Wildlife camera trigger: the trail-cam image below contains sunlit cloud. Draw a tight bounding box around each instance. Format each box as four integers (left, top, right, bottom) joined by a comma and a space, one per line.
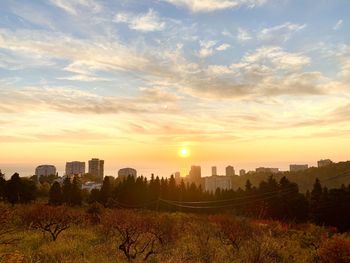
258, 22, 306, 43
114, 9, 166, 32
163, 0, 268, 12
49, 0, 101, 16
237, 27, 252, 42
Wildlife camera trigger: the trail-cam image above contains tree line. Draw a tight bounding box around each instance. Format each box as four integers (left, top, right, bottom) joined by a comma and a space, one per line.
1, 170, 350, 231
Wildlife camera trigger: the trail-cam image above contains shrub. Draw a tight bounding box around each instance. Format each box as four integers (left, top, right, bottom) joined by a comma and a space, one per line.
86, 202, 104, 225
0, 205, 19, 245
318, 236, 350, 263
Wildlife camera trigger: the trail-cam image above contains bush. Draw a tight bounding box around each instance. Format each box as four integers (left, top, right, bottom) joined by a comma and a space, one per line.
0, 205, 19, 245
318, 236, 350, 263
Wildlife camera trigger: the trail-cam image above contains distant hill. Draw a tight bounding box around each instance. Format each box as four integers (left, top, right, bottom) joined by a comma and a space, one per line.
231, 161, 350, 192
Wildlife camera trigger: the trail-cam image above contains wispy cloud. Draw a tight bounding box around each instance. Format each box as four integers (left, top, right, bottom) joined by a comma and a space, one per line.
333, 19, 343, 30
216, 43, 231, 51
237, 28, 252, 42
163, 0, 268, 12
258, 22, 306, 43
114, 9, 165, 32
49, 0, 101, 16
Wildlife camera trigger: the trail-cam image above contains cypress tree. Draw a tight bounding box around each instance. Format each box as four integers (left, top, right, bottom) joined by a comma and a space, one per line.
49, 182, 63, 205
62, 176, 72, 205
71, 176, 82, 206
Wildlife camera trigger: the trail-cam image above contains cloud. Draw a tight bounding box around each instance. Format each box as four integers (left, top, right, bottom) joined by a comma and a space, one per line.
258, 22, 306, 43
237, 28, 252, 42
0, 28, 344, 102
0, 86, 179, 115
114, 9, 165, 32
198, 40, 217, 58
216, 43, 231, 51
242, 46, 310, 71
188, 46, 341, 98
333, 19, 343, 30
49, 0, 101, 15
164, 0, 268, 12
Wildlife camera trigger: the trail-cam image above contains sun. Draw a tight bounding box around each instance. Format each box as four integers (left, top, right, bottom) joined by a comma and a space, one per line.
179, 148, 189, 158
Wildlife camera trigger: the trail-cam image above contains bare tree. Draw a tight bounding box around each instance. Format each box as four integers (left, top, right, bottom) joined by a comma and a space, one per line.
102, 209, 177, 262
210, 214, 254, 252
22, 204, 81, 241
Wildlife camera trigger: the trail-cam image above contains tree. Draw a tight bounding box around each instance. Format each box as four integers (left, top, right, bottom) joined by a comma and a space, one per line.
0, 171, 5, 201
5, 173, 21, 205
210, 215, 254, 253
62, 176, 72, 205
100, 176, 112, 205
70, 176, 82, 206
101, 209, 173, 262
49, 182, 63, 205
22, 204, 81, 241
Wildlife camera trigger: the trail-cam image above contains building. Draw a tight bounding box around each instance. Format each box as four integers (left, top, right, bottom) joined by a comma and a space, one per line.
88, 158, 104, 179
65, 161, 85, 176
212, 166, 217, 176
118, 167, 137, 180
35, 165, 56, 177
239, 169, 246, 176
290, 164, 308, 172
82, 181, 102, 192
189, 165, 201, 180
188, 165, 201, 185
204, 176, 232, 193
226, 165, 235, 176
174, 171, 181, 184
255, 167, 279, 173
317, 159, 333, 168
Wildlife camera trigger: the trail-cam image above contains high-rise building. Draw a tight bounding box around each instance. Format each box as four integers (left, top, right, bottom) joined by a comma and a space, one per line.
189, 165, 201, 179
88, 158, 104, 179
239, 169, 246, 176
317, 159, 332, 168
226, 165, 235, 176
174, 171, 181, 184
255, 167, 279, 173
65, 161, 85, 176
204, 176, 232, 193
35, 165, 56, 177
212, 166, 217, 176
290, 164, 308, 172
118, 167, 137, 180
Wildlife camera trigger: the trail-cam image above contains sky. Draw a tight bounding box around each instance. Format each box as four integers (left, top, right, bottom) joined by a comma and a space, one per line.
0, 0, 349, 178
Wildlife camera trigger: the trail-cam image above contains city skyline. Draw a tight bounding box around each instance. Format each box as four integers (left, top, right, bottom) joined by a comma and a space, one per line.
0, 157, 336, 179
0, 1, 349, 177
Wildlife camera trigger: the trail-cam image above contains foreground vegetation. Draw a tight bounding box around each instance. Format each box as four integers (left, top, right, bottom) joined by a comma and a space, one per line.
0, 203, 350, 263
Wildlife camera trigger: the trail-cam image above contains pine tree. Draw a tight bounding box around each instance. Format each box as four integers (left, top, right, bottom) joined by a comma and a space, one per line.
49, 182, 63, 205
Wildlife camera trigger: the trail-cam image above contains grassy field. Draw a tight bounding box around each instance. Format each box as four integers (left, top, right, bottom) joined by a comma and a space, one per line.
0, 203, 349, 263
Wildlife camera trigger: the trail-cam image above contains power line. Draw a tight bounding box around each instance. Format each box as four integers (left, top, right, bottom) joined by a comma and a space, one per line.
159, 189, 296, 209
161, 186, 299, 205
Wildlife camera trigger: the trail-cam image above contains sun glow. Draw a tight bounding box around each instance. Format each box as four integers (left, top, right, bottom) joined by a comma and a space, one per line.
179, 148, 189, 158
